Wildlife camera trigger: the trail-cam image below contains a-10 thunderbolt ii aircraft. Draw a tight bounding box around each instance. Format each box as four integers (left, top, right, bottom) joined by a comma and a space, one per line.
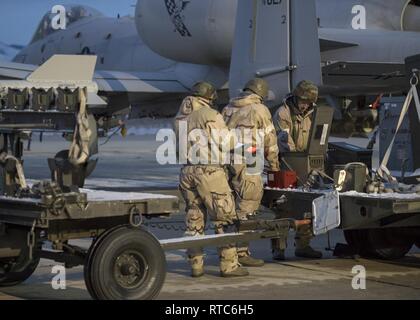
2, 0, 420, 135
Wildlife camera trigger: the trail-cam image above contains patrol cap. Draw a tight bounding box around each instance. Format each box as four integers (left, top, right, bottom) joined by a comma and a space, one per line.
293, 80, 319, 104
191, 81, 217, 101
244, 78, 269, 100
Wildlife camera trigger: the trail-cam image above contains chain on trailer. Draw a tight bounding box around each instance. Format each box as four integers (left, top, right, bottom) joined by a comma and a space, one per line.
143, 220, 237, 233
27, 221, 36, 260
143, 216, 304, 234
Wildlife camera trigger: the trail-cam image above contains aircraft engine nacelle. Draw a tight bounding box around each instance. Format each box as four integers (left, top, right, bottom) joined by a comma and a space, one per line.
135, 0, 237, 66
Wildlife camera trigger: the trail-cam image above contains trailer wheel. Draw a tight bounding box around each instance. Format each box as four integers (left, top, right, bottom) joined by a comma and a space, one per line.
84, 240, 99, 300
345, 229, 413, 260
0, 226, 40, 288
84, 225, 129, 300
0, 254, 40, 287
85, 226, 166, 300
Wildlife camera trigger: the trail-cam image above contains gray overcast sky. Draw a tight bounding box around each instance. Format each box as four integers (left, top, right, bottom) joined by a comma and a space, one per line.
0, 0, 135, 45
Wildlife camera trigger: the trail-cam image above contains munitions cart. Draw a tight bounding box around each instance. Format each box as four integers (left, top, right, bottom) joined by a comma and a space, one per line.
0, 183, 315, 300
262, 187, 420, 260
0, 188, 179, 300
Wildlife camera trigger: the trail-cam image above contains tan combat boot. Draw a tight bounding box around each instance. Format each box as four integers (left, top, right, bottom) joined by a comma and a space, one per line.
191, 266, 204, 278
221, 266, 250, 278
189, 256, 204, 278
238, 255, 265, 267
219, 247, 249, 277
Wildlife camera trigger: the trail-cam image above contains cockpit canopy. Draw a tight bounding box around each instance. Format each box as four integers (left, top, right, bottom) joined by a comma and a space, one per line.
31, 5, 103, 43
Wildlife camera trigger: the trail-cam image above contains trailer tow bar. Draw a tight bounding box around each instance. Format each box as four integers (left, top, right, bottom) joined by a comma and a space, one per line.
160, 218, 311, 252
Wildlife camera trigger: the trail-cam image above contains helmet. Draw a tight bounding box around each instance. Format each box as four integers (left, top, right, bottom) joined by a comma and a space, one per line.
191, 82, 217, 101
244, 78, 269, 100
293, 80, 318, 104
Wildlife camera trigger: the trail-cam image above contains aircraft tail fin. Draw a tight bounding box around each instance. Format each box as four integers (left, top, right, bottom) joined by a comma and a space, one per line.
27, 55, 97, 82
229, 0, 322, 105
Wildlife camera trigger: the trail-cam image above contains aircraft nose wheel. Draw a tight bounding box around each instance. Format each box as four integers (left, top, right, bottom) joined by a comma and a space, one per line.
114, 251, 148, 289
84, 225, 166, 300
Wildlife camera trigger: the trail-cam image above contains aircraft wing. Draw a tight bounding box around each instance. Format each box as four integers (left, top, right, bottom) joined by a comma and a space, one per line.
0, 59, 36, 80
95, 70, 187, 93
322, 61, 406, 95
318, 27, 420, 95
0, 58, 188, 94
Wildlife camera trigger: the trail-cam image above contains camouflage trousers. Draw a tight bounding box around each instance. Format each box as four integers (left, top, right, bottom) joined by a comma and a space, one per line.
271, 223, 313, 251
179, 165, 239, 273
229, 164, 264, 257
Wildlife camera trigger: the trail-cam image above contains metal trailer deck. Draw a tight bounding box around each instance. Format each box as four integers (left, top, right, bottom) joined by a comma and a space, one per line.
0, 189, 179, 228
262, 187, 420, 260
0, 188, 179, 300
263, 188, 420, 229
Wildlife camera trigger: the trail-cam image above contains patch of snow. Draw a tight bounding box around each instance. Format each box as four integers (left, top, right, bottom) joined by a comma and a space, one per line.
342, 190, 420, 200
264, 187, 328, 194
160, 233, 242, 245
84, 178, 178, 189
265, 186, 420, 200
81, 188, 177, 202
124, 118, 173, 136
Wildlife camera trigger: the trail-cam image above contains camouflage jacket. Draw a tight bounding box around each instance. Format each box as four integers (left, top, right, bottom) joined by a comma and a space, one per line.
274, 96, 314, 153
173, 96, 212, 138
222, 93, 280, 171
176, 98, 236, 166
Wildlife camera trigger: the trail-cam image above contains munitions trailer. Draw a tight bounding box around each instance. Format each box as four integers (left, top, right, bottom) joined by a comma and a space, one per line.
0, 188, 179, 300
262, 188, 420, 260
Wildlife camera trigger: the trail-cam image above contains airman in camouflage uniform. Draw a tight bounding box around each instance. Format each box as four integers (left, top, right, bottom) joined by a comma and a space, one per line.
271, 80, 323, 260
222, 78, 280, 267
174, 82, 249, 278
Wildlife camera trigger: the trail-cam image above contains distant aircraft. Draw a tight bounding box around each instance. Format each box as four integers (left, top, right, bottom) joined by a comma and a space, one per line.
2, 0, 420, 135
2, 5, 225, 120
